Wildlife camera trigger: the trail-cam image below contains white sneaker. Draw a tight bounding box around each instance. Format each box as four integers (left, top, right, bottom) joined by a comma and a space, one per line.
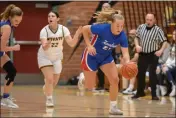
46, 98, 54, 107
160, 85, 167, 96
109, 105, 123, 115
1, 95, 16, 101
132, 90, 137, 95
122, 88, 133, 95
169, 86, 176, 97
1, 97, 19, 108
78, 78, 85, 91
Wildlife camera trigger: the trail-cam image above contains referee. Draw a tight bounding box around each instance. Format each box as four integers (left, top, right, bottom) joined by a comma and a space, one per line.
132, 13, 167, 100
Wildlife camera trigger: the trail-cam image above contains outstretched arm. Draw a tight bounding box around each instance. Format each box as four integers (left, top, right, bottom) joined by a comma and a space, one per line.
65, 26, 82, 47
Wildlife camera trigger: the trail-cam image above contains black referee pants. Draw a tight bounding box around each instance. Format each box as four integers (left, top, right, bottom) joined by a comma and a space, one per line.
136, 52, 159, 97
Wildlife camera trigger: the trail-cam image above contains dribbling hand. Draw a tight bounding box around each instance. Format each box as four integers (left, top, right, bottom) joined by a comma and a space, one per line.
13, 44, 20, 51
87, 45, 96, 56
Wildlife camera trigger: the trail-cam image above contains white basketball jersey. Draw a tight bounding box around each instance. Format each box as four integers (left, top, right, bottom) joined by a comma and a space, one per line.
39, 24, 70, 61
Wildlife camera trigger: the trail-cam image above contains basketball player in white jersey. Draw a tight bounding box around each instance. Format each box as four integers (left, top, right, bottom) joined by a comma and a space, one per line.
37, 11, 82, 107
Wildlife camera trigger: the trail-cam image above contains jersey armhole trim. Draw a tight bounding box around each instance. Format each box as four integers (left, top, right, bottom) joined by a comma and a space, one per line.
62, 26, 65, 40
45, 27, 48, 38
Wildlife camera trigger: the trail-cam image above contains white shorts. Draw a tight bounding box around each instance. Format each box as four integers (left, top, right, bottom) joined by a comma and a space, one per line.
37, 50, 62, 74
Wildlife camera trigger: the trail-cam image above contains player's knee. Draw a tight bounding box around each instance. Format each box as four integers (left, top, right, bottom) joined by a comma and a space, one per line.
109, 76, 119, 86
46, 77, 54, 85
3, 61, 17, 85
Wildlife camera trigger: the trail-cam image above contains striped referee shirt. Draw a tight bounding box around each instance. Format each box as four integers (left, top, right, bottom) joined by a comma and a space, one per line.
136, 24, 166, 53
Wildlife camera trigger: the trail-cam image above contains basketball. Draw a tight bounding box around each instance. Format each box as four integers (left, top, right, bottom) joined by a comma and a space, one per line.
120, 62, 138, 80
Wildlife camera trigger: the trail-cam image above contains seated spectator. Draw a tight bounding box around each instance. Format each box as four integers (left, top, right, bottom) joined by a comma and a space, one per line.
162, 45, 175, 97
156, 39, 172, 96
157, 30, 176, 97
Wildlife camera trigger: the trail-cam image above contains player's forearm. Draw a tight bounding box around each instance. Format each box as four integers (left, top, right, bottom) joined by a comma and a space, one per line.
122, 52, 130, 63
1, 41, 14, 52
82, 25, 92, 47
1, 46, 14, 52
71, 33, 81, 47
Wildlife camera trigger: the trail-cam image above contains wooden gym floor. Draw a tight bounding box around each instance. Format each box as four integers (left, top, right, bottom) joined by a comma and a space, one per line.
1, 85, 175, 117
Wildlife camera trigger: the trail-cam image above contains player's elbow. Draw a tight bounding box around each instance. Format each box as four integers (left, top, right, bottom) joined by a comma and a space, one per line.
68, 42, 75, 48
69, 44, 75, 48
82, 25, 90, 33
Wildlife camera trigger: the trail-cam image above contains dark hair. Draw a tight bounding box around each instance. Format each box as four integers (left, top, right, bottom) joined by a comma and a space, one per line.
0, 4, 23, 20
49, 11, 59, 18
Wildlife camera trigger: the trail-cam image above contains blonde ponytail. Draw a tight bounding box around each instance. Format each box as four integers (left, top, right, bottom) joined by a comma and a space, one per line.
0, 4, 23, 20
93, 8, 123, 24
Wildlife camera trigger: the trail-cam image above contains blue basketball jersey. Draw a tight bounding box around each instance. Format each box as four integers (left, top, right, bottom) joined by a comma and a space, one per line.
0, 20, 11, 27
0, 20, 12, 57
90, 23, 128, 54
81, 23, 128, 71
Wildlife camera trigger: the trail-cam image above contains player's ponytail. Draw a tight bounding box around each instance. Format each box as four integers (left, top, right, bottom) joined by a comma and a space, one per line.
0, 4, 23, 21
93, 8, 123, 24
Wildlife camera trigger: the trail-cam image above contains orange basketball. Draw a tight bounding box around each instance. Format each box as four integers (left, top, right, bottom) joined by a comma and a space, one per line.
120, 62, 138, 80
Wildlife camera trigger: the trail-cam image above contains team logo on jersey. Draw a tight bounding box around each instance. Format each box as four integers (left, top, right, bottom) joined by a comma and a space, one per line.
102, 40, 116, 50
47, 37, 63, 41
47, 37, 64, 47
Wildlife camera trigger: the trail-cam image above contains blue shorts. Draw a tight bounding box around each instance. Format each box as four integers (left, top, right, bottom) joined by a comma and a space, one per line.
81, 49, 114, 71
0, 51, 5, 57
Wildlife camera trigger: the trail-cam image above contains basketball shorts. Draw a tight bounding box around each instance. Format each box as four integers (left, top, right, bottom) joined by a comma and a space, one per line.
37, 50, 62, 74
81, 49, 114, 71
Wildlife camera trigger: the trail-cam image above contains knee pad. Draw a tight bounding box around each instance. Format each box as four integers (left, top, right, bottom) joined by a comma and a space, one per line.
3, 61, 17, 86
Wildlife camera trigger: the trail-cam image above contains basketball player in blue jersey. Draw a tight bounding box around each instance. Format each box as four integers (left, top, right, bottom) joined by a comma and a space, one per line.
0, 4, 23, 108
81, 9, 130, 115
